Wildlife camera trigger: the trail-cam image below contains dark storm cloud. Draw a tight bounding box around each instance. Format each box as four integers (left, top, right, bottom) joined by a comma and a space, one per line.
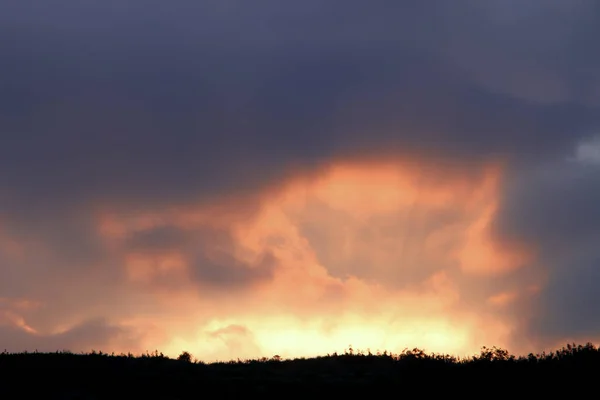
533, 251, 600, 340
493, 158, 600, 345
495, 161, 600, 250
1, 0, 599, 209
1, 0, 600, 350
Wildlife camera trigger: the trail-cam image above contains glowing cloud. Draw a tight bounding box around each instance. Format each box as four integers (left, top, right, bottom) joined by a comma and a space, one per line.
89, 158, 537, 361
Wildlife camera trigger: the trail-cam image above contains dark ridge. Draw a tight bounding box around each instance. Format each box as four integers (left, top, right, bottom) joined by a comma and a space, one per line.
0, 343, 597, 397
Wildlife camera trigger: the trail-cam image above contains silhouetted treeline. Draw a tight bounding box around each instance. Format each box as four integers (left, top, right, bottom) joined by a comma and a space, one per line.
0, 343, 598, 398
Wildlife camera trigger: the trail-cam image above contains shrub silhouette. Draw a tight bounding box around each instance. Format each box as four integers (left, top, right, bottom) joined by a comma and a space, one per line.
0, 342, 598, 396
177, 351, 193, 363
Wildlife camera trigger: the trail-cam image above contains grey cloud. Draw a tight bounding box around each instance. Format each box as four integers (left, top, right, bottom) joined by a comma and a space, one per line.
494, 159, 600, 347
0, 207, 121, 301
124, 226, 192, 253
190, 250, 276, 289
438, 0, 600, 105
495, 162, 600, 250
1, 0, 599, 211
536, 251, 600, 340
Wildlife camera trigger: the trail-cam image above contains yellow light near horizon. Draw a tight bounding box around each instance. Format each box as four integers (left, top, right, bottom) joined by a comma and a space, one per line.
157, 313, 493, 363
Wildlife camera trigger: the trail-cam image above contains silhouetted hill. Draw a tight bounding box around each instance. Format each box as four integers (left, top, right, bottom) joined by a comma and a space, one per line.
0, 343, 597, 398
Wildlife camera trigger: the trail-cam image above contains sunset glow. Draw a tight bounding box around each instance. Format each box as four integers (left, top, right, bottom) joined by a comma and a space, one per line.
70, 159, 533, 361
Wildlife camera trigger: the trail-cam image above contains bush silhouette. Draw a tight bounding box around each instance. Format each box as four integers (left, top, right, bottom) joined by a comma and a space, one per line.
1, 342, 598, 396
177, 351, 193, 363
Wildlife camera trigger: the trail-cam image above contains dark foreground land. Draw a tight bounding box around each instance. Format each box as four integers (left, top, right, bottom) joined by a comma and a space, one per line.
1, 343, 599, 398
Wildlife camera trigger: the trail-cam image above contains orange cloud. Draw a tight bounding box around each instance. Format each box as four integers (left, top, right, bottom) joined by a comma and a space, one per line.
89, 157, 538, 361
0, 297, 40, 335
487, 291, 519, 307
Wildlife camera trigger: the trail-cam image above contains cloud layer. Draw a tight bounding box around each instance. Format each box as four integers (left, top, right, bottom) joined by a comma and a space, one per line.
1, 0, 600, 359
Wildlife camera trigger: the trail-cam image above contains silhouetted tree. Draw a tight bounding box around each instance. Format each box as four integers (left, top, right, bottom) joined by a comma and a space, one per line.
177, 351, 193, 363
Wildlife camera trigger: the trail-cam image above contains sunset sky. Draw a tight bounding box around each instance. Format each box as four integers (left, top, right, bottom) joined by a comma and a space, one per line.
1, 1, 600, 362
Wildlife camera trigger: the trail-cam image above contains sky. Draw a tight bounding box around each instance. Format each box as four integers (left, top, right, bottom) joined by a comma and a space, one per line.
1, 0, 600, 361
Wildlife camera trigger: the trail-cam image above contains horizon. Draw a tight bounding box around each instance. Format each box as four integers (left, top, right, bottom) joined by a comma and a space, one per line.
2, 341, 598, 365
